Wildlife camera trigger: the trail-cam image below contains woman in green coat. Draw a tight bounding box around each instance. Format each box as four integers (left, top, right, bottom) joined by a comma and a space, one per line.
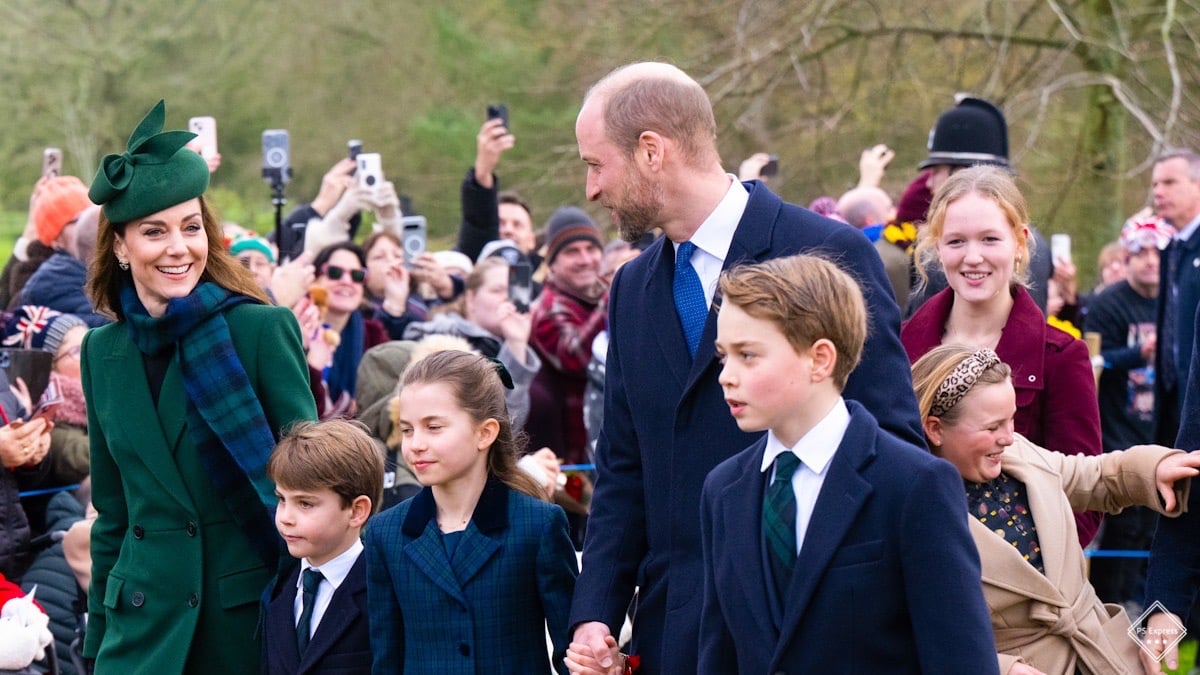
80, 101, 317, 675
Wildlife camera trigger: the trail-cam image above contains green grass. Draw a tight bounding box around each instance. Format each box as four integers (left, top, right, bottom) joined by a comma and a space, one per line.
0, 210, 26, 261
1169, 638, 1197, 674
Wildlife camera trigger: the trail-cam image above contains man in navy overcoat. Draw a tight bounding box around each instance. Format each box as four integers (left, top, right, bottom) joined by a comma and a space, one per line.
566, 62, 927, 675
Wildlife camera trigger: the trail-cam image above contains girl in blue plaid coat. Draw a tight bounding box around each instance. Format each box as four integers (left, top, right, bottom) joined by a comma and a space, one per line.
366, 350, 577, 674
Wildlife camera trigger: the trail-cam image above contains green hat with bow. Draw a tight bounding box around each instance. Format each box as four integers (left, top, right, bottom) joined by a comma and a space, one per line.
89, 100, 210, 224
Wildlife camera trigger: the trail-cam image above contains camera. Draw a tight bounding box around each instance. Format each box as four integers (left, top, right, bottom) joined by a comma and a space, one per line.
357, 153, 383, 189
487, 104, 509, 129
348, 139, 363, 161
400, 215, 427, 267
42, 148, 62, 178
261, 129, 291, 184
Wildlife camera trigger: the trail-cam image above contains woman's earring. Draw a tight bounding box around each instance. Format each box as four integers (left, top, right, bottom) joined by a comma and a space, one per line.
118, 258, 130, 271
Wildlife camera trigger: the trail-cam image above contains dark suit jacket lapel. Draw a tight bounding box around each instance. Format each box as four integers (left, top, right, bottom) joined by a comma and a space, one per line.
299, 554, 368, 672
776, 408, 875, 654
104, 333, 193, 509
266, 566, 302, 673
644, 241, 692, 388
719, 436, 779, 641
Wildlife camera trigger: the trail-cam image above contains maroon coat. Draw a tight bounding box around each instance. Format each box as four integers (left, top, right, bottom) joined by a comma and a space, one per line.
902, 286, 1103, 547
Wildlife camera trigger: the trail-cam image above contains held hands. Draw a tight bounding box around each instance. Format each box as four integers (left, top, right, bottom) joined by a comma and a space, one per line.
1154, 449, 1200, 511
1139, 611, 1185, 674
475, 118, 514, 189
858, 144, 895, 188
565, 622, 623, 675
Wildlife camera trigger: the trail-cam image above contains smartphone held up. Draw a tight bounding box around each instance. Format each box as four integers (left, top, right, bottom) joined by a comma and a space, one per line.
42, 148, 62, 178
188, 116, 218, 159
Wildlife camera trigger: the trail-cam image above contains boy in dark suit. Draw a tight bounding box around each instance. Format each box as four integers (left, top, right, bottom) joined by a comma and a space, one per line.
698, 254, 998, 674
264, 420, 383, 675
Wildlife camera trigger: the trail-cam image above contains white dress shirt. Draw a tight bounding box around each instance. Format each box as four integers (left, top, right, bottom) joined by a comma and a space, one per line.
759, 398, 851, 555
671, 176, 749, 310
294, 538, 363, 639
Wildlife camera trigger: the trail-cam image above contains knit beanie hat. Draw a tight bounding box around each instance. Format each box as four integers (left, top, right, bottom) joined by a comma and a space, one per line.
545, 207, 601, 264
34, 176, 92, 246
3, 306, 86, 354
229, 234, 276, 264
89, 99, 210, 224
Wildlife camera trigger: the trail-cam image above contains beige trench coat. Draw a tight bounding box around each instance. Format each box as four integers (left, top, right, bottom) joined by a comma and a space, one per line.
979, 437, 1188, 675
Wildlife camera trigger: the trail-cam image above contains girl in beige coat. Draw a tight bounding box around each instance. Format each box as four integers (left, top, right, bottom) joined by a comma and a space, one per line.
912, 344, 1200, 675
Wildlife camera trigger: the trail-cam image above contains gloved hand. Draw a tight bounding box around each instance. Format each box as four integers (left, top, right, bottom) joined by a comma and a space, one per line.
304, 186, 372, 255
0, 615, 41, 668
1, 586, 51, 658
371, 180, 403, 232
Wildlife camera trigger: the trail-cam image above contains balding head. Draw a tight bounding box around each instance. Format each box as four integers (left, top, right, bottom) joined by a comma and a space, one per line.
74, 204, 101, 264
836, 187, 894, 230
581, 61, 718, 167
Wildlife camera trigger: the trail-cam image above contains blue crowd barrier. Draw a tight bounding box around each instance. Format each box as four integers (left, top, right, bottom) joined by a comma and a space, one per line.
18, 483, 80, 499
1084, 549, 1150, 559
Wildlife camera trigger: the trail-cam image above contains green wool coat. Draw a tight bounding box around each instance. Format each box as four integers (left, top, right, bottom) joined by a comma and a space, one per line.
80, 303, 317, 675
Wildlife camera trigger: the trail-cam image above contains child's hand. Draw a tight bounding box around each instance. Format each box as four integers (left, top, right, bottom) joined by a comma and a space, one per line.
565, 623, 621, 674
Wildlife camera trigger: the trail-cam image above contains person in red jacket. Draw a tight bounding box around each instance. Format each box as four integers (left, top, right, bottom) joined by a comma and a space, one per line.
526, 207, 607, 466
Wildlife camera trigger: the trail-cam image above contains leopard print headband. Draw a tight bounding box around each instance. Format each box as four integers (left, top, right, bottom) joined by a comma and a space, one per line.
930, 348, 1002, 417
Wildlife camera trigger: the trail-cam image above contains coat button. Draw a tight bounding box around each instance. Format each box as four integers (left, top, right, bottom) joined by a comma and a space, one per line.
132, 525, 144, 539
186, 522, 197, 537
1028, 374, 1036, 383
131, 591, 144, 607
188, 593, 199, 608
458, 642, 470, 657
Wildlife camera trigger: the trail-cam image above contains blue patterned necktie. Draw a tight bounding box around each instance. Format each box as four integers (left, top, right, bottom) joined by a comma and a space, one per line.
296, 568, 323, 654
673, 241, 707, 356
764, 453, 800, 599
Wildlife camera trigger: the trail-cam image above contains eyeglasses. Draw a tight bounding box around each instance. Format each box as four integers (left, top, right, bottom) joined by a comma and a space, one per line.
322, 265, 366, 283
54, 344, 81, 364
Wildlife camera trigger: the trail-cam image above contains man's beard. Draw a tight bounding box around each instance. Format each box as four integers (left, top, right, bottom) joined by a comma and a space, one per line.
613, 174, 665, 243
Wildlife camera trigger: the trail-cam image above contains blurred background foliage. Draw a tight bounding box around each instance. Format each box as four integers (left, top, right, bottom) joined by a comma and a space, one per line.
0, 0, 1197, 281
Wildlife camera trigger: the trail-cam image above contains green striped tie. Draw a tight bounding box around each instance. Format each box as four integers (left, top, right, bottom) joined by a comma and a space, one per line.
764, 453, 800, 598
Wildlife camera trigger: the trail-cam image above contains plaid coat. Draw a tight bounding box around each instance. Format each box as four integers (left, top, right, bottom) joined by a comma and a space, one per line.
366, 480, 576, 674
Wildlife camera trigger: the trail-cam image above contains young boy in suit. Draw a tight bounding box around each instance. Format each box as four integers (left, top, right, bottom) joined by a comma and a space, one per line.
264, 419, 384, 675
699, 254, 999, 674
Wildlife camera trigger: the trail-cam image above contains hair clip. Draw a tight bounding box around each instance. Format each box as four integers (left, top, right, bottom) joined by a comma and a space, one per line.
487, 357, 515, 390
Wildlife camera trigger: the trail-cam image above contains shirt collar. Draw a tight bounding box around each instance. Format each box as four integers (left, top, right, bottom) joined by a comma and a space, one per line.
299, 537, 363, 591
1176, 212, 1200, 242
760, 397, 850, 475
681, 175, 748, 261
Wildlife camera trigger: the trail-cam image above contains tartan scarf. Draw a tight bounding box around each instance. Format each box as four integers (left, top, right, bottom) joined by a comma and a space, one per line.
121, 281, 280, 569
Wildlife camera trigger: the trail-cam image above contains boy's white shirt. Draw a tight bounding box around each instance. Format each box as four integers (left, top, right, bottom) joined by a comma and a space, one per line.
760, 397, 850, 555
295, 537, 364, 637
